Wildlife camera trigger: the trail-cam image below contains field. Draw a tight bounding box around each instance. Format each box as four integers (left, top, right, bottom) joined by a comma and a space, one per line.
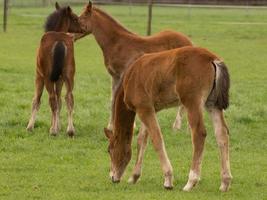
0, 4, 267, 200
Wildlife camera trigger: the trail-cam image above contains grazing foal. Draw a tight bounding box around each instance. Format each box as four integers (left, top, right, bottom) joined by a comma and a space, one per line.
77, 1, 193, 131
26, 3, 83, 136
105, 46, 232, 192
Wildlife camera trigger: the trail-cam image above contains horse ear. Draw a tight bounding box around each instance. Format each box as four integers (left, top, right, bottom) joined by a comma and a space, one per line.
104, 128, 113, 139
66, 6, 72, 14
86, 1, 93, 13
55, 2, 60, 10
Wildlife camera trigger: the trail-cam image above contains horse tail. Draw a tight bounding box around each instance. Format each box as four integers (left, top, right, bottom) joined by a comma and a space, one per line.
50, 41, 66, 82
206, 60, 230, 110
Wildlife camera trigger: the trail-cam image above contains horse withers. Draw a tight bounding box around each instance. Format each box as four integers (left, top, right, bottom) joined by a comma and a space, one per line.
26, 3, 84, 136
104, 46, 232, 192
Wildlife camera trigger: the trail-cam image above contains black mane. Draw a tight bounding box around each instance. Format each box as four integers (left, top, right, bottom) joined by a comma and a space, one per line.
44, 7, 67, 32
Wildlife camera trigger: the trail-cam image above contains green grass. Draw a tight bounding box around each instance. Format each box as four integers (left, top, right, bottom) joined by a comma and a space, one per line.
0, 5, 267, 200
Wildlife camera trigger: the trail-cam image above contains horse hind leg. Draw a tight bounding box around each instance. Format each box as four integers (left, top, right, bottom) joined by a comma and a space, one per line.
128, 123, 149, 184
55, 79, 64, 131
45, 81, 59, 135
65, 77, 75, 137
26, 75, 44, 131
183, 105, 206, 191
209, 108, 232, 192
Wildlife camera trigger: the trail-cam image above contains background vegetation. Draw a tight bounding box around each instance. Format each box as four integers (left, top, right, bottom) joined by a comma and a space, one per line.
0, 4, 266, 200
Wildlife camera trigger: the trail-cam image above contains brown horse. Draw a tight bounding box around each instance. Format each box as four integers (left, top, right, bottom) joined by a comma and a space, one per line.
77, 1, 193, 131
104, 46, 232, 192
26, 3, 83, 136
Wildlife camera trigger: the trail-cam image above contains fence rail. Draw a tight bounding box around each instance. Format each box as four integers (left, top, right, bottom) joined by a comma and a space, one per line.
2, 0, 267, 7
2, 0, 267, 32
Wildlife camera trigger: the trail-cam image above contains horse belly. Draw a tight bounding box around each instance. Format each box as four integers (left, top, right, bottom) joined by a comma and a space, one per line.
154, 84, 180, 111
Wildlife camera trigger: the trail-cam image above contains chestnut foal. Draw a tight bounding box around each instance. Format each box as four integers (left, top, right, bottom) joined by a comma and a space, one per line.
104, 46, 232, 192
77, 1, 193, 131
26, 3, 83, 136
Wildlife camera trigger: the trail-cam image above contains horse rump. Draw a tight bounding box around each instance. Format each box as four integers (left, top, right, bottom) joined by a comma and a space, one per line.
206, 60, 230, 110
50, 41, 66, 82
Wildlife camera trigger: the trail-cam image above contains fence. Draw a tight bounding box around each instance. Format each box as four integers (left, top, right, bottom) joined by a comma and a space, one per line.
2, 0, 267, 7
2, 0, 267, 32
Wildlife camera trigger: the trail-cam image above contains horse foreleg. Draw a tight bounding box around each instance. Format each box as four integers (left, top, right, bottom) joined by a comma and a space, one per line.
137, 107, 173, 189
209, 108, 232, 192
128, 123, 149, 184
173, 105, 185, 131
26, 75, 44, 131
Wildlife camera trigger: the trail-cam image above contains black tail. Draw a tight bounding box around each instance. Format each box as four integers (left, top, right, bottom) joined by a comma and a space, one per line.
206, 60, 230, 110
50, 41, 66, 82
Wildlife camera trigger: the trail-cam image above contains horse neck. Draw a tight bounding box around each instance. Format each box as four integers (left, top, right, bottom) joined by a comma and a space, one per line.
55, 26, 68, 32
92, 9, 135, 51
53, 22, 69, 32
113, 84, 136, 146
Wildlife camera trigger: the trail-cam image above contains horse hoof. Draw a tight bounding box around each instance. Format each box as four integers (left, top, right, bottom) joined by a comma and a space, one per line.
164, 185, 173, 190
50, 128, 58, 136
50, 132, 58, 136
219, 180, 231, 192
111, 176, 120, 183
67, 128, 75, 137
183, 184, 192, 192
183, 180, 198, 192
26, 126, 33, 132
219, 175, 232, 192
67, 130, 75, 137
128, 174, 140, 184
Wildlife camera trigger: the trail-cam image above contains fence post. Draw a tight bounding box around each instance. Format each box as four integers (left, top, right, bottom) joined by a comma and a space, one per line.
147, 0, 153, 36
128, 0, 132, 16
42, 0, 48, 7
3, 0, 9, 32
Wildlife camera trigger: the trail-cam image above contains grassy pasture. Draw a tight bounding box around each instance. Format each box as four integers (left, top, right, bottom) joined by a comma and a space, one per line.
0, 4, 267, 200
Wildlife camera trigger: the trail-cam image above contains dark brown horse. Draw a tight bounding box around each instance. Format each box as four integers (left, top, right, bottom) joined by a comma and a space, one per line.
26, 3, 83, 136
104, 46, 232, 192
77, 1, 193, 131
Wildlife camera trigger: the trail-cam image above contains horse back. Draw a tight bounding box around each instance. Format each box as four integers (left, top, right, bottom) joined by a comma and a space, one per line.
37, 32, 74, 79
123, 47, 219, 111
142, 30, 193, 51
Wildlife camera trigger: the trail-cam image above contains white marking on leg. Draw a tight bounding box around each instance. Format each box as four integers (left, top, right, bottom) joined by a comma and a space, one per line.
210, 109, 232, 192
67, 111, 75, 134
27, 109, 37, 131
183, 170, 200, 191
128, 124, 148, 184
172, 106, 183, 131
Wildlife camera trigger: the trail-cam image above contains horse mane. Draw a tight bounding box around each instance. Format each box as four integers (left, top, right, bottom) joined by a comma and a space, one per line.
93, 7, 135, 35
113, 80, 136, 143
44, 7, 67, 32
